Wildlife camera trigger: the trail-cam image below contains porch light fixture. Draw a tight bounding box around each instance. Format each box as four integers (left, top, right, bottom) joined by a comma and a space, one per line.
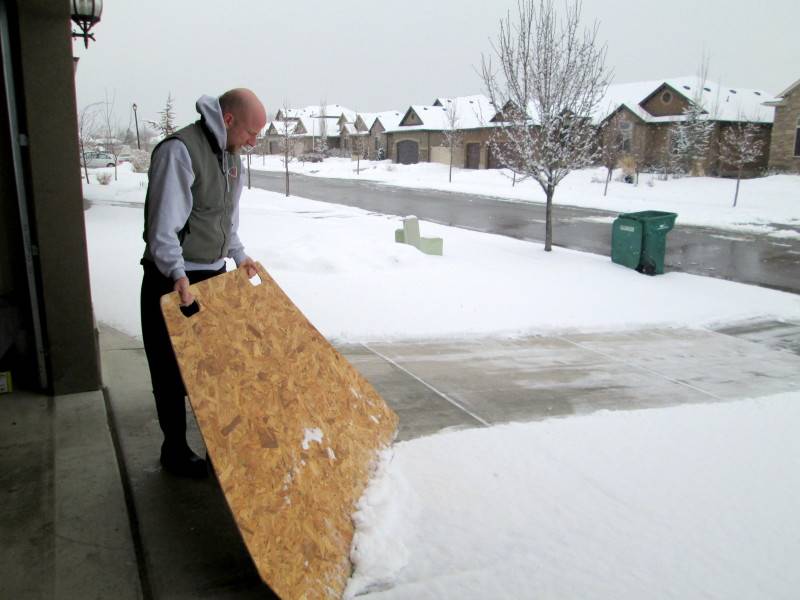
71, 0, 103, 49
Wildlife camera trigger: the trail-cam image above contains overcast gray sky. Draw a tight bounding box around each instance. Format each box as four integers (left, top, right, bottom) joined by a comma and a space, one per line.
74, 0, 799, 130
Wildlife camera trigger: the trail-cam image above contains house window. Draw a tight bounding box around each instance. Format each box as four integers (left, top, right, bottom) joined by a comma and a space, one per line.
795, 116, 800, 157
618, 121, 632, 152
661, 91, 673, 104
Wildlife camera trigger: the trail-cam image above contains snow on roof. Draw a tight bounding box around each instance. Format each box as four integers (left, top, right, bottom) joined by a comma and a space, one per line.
355, 110, 401, 131
434, 94, 497, 128
341, 123, 359, 135
595, 76, 776, 124
371, 110, 404, 132
281, 104, 356, 122
296, 115, 340, 138
392, 95, 498, 132
267, 120, 299, 135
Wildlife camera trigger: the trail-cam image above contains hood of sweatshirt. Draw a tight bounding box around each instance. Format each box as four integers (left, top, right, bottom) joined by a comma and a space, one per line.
195, 95, 227, 152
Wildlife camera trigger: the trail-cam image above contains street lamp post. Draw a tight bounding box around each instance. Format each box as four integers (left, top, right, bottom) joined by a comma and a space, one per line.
132, 103, 141, 150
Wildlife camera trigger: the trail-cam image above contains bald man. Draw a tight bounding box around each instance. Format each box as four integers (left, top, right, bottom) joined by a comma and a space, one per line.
140, 89, 267, 478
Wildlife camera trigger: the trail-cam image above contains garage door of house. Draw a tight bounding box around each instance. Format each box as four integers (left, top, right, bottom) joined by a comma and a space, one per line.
466, 143, 481, 169
396, 140, 419, 165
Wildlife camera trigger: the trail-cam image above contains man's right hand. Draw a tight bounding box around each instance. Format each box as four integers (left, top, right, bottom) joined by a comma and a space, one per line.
174, 277, 193, 306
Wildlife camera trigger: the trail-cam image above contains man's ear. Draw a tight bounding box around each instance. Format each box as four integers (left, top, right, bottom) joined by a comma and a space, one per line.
223, 112, 234, 129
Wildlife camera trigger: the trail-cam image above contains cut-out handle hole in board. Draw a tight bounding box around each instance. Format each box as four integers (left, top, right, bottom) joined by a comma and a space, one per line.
180, 300, 201, 318
249, 274, 262, 286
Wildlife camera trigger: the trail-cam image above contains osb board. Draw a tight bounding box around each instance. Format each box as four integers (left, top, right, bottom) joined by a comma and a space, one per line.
161, 263, 398, 599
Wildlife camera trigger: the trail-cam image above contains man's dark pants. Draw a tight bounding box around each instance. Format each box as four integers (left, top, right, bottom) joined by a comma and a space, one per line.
140, 259, 225, 453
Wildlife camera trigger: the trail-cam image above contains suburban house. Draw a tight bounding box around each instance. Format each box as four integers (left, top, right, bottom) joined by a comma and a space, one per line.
596, 77, 775, 176
267, 104, 355, 155
264, 120, 304, 156
763, 79, 800, 173
363, 111, 403, 159
385, 94, 497, 167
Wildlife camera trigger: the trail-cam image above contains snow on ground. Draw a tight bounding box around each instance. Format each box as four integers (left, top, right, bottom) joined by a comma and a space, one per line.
83, 167, 800, 599
346, 391, 800, 599
250, 155, 800, 235
82, 165, 800, 342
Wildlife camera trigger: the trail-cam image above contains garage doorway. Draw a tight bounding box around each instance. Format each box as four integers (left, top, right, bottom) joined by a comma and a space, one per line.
396, 140, 419, 165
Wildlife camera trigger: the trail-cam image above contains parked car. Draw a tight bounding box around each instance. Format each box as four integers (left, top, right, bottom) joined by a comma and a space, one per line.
80, 151, 117, 168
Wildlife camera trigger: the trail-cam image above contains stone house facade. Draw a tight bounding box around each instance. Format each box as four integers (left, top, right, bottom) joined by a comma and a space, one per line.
597, 77, 775, 177
368, 111, 404, 160
764, 79, 800, 173
385, 95, 499, 168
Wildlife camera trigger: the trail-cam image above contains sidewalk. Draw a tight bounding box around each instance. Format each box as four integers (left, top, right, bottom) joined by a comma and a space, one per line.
3, 320, 800, 598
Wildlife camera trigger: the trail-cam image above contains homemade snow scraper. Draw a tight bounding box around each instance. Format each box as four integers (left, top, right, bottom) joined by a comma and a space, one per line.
161, 263, 398, 599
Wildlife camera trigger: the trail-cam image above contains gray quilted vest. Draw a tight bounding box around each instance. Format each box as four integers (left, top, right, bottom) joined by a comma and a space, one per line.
143, 120, 241, 265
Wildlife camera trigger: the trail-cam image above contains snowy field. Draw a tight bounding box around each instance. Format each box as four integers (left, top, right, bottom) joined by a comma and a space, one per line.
250, 155, 800, 236
83, 166, 800, 599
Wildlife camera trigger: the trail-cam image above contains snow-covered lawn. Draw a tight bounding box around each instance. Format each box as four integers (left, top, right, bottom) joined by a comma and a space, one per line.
250, 155, 800, 235
83, 166, 800, 599
347, 391, 800, 599
84, 165, 800, 341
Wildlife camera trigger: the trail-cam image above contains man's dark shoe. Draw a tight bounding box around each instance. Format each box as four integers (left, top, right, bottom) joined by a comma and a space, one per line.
160, 445, 208, 479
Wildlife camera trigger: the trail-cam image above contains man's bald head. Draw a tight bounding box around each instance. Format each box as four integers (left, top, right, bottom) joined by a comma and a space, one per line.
219, 88, 267, 152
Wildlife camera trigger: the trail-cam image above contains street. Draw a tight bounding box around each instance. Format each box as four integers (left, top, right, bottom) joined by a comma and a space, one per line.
250, 170, 800, 294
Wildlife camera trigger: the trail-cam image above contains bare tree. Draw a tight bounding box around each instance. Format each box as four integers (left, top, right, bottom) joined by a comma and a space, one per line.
278, 102, 296, 197
77, 101, 102, 184
674, 55, 715, 176
598, 121, 623, 196
100, 90, 124, 181
352, 132, 371, 175
316, 99, 328, 155
442, 102, 464, 183
719, 120, 764, 207
482, 0, 609, 251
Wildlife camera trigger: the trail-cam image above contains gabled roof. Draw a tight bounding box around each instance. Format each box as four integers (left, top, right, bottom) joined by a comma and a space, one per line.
295, 116, 340, 138
396, 105, 449, 131
595, 76, 776, 124
267, 120, 299, 136
775, 78, 800, 99
393, 95, 498, 132
278, 104, 356, 122
431, 94, 497, 128
355, 111, 401, 131
371, 110, 404, 133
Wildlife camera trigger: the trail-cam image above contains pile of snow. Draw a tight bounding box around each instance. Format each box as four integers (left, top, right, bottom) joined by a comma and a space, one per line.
82, 167, 800, 341
346, 391, 800, 598
249, 156, 800, 234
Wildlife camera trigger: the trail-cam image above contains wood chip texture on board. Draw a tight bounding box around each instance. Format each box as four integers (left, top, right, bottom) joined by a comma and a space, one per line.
161, 264, 398, 599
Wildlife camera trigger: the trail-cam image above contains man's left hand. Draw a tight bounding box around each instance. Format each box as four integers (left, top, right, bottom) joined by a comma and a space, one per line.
239, 256, 258, 278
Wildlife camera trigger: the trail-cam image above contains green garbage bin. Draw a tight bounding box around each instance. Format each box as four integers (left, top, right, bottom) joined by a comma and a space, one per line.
611, 211, 677, 275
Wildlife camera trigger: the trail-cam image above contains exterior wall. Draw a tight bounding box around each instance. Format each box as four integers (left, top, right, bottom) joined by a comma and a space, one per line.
368, 121, 387, 159
599, 108, 647, 169
401, 109, 423, 126
428, 128, 496, 169
1, 0, 101, 392
386, 130, 436, 163
716, 122, 772, 177
640, 85, 691, 117
768, 86, 800, 173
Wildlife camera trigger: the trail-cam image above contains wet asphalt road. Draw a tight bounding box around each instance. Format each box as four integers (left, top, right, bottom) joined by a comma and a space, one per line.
250, 170, 800, 295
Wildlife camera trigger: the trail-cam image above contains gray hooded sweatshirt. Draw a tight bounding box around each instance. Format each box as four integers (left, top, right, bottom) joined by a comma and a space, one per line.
143, 95, 247, 281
